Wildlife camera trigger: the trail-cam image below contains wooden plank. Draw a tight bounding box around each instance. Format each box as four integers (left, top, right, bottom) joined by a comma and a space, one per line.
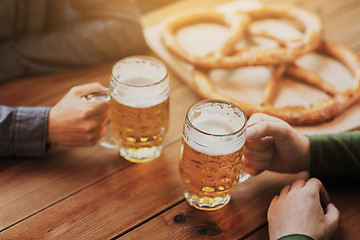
0, 77, 198, 232
0, 141, 185, 238
0, 144, 307, 239
328, 181, 360, 240
245, 225, 269, 240
120, 172, 307, 239
0, 145, 129, 231
323, 4, 360, 47
1, 0, 359, 239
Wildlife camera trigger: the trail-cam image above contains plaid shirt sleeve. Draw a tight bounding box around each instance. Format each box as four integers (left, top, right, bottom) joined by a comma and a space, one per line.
0, 105, 50, 157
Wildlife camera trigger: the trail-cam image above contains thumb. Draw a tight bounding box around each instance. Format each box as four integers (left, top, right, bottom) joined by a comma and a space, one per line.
325, 203, 340, 229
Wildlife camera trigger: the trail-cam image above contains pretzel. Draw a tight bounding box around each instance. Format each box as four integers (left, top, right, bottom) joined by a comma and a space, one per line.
161, 9, 251, 62
192, 41, 360, 125
161, 5, 322, 68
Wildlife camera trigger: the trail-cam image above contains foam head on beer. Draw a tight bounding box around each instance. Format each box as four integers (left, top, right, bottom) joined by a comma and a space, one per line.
110, 56, 169, 108
184, 101, 246, 156
179, 100, 248, 211
109, 56, 170, 162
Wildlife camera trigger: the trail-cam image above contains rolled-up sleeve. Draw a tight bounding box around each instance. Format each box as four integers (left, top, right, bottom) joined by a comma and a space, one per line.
0, 105, 50, 157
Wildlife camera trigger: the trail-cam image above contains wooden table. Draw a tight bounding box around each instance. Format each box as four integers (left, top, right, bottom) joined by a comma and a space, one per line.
0, 0, 359, 239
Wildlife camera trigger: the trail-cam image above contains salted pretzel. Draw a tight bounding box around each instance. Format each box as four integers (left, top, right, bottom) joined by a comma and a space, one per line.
161, 9, 251, 60
161, 5, 322, 68
192, 41, 360, 125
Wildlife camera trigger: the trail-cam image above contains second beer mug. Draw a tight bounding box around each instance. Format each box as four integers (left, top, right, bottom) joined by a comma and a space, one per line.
179, 100, 249, 211
100, 56, 170, 163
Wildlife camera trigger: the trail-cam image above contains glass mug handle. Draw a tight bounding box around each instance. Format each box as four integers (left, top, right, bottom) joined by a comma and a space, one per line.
83, 90, 117, 149
239, 170, 251, 183
239, 149, 250, 183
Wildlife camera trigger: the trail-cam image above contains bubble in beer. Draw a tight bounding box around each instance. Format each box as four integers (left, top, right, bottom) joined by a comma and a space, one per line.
109, 56, 170, 162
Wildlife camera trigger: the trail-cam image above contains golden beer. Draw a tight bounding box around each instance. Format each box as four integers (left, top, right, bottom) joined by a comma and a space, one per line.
179, 139, 243, 209
109, 56, 170, 162
110, 97, 169, 162
179, 100, 247, 210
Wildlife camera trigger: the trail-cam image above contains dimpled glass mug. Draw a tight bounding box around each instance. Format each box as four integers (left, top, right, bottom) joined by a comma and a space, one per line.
179, 100, 250, 211
97, 56, 170, 163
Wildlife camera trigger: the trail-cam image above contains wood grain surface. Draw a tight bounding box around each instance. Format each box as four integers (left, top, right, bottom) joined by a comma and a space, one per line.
0, 0, 359, 239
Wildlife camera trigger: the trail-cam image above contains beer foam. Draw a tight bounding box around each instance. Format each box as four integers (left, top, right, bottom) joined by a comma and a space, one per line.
123, 77, 158, 86
110, 56, 169, 108
111, 84, 169, 108
193, 118, 237, 135
184, 101, 246, 156
184, 119, 245, 156
184, 132, 244, 156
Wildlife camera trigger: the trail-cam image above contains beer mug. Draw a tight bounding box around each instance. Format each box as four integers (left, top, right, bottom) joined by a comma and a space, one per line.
96, 56, 170, 163
179, 100, 249, 211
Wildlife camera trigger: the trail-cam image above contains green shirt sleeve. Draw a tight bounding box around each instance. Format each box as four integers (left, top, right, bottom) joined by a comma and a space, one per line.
308, 131, 360, 178
278, 234, 314, 240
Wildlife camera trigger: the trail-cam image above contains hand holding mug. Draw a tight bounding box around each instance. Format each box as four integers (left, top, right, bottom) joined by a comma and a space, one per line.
243, 113, 311, 175
48, 83, 109, 146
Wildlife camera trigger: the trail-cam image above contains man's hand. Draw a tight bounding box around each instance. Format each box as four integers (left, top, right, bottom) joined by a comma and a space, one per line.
48, 83, 109, 146
268, 178, 340, 240
243, 113, 311, 175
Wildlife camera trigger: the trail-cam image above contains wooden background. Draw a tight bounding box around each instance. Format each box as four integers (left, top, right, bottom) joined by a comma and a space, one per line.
0, 0, 359, 239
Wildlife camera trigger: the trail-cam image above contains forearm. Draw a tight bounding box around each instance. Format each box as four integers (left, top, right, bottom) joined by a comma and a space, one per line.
0, 105, 50, 157
308, 131, 360, 179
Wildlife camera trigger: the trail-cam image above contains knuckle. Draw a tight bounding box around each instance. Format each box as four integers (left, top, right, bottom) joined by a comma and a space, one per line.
242, 163, 263, 175
264, 121, 277, 132
70, 85, 82, 94
307, 177, 322, 185
250, 169, 263, 175
258, 121, 271, 133
249, 113, 266, 121
88, 82, 105, 92
305, 178, 323, 194
94, 102, 109, 112
79, 109, 91, 119
80, 107, 99, 119
243, 147, 252, 158
83, 133, 98, 145
89, 82, 102, 88
293, 178, 306, 186
83, 122, 98, 133
243, 148, 258, 160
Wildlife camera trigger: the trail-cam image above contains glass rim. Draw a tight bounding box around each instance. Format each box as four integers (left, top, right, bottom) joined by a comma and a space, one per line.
185, 99, 247, 137
111, 55, 169, 88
